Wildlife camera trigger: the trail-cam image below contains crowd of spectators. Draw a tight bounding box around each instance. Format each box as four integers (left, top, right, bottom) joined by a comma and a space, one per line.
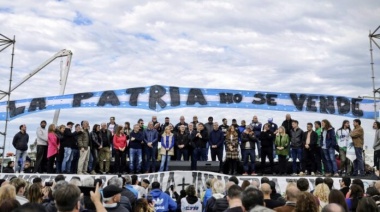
0, 174, 379, 212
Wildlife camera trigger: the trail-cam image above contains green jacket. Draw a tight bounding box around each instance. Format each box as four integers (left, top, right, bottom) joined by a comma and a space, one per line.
275, 134, 289, 156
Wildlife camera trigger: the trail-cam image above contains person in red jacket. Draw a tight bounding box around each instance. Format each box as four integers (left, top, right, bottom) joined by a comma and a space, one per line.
113, 126, 127, 174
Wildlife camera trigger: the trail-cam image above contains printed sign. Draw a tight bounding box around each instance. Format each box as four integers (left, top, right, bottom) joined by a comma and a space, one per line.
0, 171, 375, 195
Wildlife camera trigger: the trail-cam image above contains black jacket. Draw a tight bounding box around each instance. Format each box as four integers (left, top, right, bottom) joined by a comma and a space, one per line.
241, 131, 257, 150
12, 131, 29, 151
192, 130, 209, 148
260, 131, 274, 148
213, 197, 229, 212
290, 128, 304, 148
175, 131, 189, 147
62, 128, 81, 148
302, 131, 318, 149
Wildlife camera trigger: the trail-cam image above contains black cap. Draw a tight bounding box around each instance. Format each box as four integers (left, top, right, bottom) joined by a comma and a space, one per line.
67, 121, 74, 126
41, 120, 47, 124
165, 117, 169, 119
208, 117, 213, 120
103, 185, 123, 198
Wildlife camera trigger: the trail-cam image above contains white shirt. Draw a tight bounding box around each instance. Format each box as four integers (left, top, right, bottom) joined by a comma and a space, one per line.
336, 128, 351, 147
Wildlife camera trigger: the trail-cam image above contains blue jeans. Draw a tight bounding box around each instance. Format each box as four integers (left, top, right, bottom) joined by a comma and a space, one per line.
15, 150, 27, 173
145, 146, 157, 172
191, 148, 207, 170
242, 149, 256, 172
159, 155, 171, 171
129, 148, 142, 173
354, 147, 364, 175
61, 147, 72, 173
291, 148, 303, 173
322, 147, 338, 174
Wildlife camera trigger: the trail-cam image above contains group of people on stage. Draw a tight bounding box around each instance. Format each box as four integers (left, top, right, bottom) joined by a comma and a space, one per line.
9, 113, 375, 177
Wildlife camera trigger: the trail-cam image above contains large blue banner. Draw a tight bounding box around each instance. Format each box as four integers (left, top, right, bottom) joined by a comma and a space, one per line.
0, 85, 375, 121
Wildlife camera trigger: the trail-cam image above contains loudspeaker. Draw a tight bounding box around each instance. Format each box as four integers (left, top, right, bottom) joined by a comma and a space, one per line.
169, 161, 191, 171
197, 161, 220, 172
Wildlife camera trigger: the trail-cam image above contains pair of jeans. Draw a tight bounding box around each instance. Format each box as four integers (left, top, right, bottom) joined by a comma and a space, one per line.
322, 147, 338, 174
145, 146, 157, 172
159, 154, 171, 171
15, 150, 28, 173
242, 149, 255, 173
211, 147, 224, 172
176, 148, 189, 161
291, 148, 303, 173
115, 149, 126, 173
90, 148, 99, 173
354, 147, 364, 175
129, 148, 142, 173
191, 148, 206, 170
61, 147, 72, 173
34, 145, 48, 173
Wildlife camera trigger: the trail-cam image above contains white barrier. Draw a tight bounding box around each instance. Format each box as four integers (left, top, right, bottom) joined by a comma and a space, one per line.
0, 171, 377, 195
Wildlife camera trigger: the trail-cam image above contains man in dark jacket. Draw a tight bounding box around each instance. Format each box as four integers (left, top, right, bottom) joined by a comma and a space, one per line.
99, 123, 112, 174
175, 125, 189, 161
61, 121, 81, 174
3, 161, 15, 173
281, 114, 293, 138
13, 124, 29, 173
290, 120, 304, 176
130, 124, 144, 174
209, 122, 224, 173
191, 123, 209, 170
144, 122, 159, 173
301, 123, 317, 176
241, 125, 257, 175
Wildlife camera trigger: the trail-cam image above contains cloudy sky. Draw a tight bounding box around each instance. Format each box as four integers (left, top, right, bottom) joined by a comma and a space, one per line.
0, 1, 380, 155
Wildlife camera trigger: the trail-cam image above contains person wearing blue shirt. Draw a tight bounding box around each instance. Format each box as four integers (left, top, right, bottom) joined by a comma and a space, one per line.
159, 126, 175, 172
144, 122, 159, 173
150, 181, 177, 212
124, 175, 138, 198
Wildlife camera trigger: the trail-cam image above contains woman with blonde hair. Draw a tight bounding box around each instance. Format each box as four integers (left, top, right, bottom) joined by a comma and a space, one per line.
205, 180, 225, 212
0, 184, 16, 202
313, 183, 329, 209
159, 126, 175, 172
275, 126, 289, 175
225, 126, 239, 175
